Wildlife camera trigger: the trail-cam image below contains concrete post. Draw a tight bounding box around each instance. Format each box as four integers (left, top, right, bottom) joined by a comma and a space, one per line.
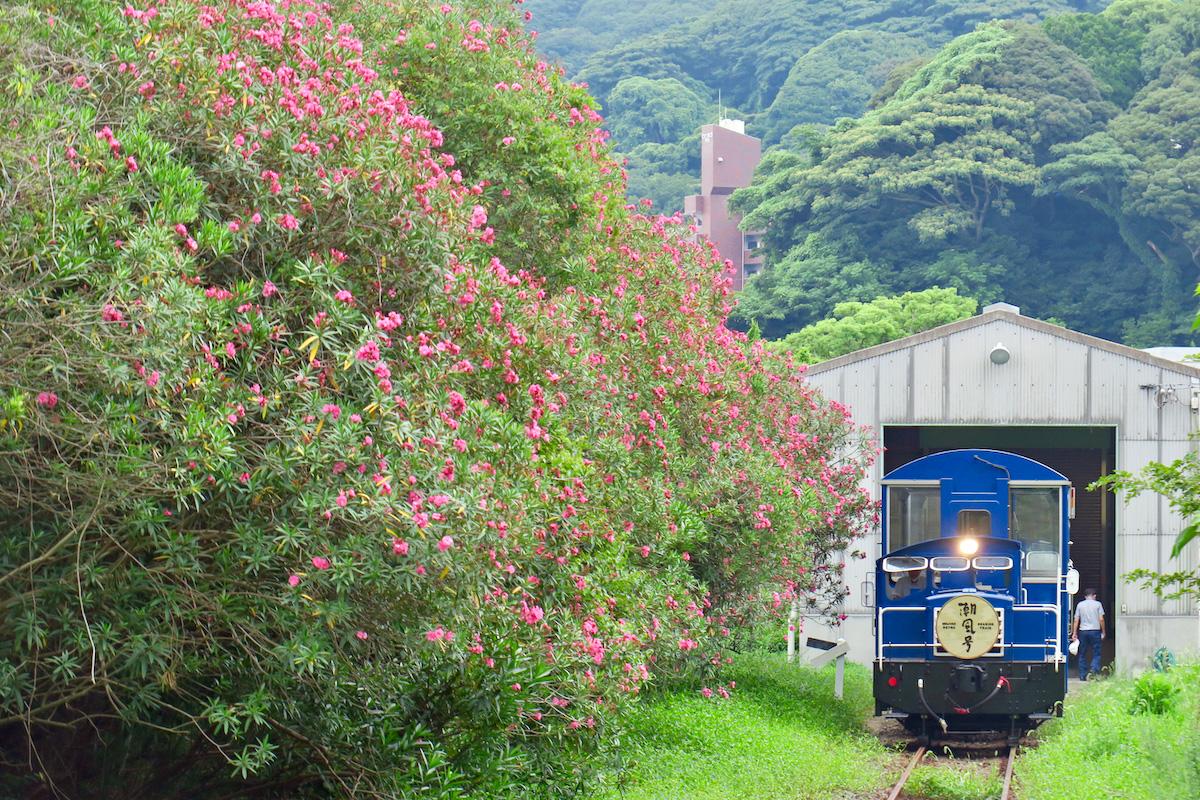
787, 601, 798, 663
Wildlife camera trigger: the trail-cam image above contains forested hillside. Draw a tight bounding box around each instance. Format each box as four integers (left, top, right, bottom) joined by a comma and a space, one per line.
733, 0, 1200, 345
526, 0, 1107, 210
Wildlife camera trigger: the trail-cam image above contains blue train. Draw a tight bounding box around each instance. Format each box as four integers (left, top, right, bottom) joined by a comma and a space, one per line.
873, 449, 1078, 743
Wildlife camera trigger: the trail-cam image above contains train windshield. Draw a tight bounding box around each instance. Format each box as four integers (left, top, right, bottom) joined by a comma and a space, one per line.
1009, 487, 1061, 578
887, 486, 940, 551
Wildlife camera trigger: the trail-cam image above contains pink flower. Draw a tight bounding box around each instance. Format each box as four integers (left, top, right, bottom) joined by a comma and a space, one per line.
356, 630, 369, 640
501, 136, 515, 146
335, 490, 349, 508
700, 687, 713, 698
678, 638, 698, 651
311, 556, 331, 570
278, 213, 299, 231
174, 223, 188, 238
71, 74, 89, 89
469, 205, 487, 230
356, 341, 381, 362
426, 627, 448, 641
101, 304, 124, 323
334, 289, 354, 304
287, 574, 301, 587
392, 538, 409, 555
438, 535, 454, 552
36, 391, 58, 409
447, 390, 466, 416
125, 156, 138, 172
262, 280, 277, 298
145, 370, 160, 388
322, 403, 341, 420
521, 604, 544, 625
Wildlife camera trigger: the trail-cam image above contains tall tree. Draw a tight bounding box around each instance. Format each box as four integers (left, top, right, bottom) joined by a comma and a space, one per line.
770, 288, 978, 362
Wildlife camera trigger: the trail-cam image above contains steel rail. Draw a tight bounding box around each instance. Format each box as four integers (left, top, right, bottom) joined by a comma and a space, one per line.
885, 743, 1016, 800
1000, 744, 1017, 800
885, 745, 926, 800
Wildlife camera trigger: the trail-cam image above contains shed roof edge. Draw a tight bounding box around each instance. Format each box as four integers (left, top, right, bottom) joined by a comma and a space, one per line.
802, 311, 1200, 377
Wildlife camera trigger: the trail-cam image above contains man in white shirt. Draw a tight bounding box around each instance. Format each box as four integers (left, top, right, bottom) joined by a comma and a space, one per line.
1070, 588, 1106, 681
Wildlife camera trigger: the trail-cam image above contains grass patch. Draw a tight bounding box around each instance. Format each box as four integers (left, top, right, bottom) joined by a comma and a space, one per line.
1016, 663, 1200, 800
906, 752, 1004, 800
591, 653, 888, 800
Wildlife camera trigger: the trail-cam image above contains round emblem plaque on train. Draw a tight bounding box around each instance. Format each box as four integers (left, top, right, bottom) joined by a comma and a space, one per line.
935, 595, 1000, 659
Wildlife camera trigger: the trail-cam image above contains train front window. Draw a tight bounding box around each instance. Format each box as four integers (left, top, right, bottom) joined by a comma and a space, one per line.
1009, 487, 1061, 578
883, 557, 927, 600
974, 556, 1013, 591
888, 486, 940, 551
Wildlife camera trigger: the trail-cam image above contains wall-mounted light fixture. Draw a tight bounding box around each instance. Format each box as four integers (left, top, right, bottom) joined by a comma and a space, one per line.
989, 343, 1010, 365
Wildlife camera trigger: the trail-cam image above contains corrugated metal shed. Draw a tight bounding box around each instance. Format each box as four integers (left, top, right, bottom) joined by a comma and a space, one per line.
802, 305, 1200, 672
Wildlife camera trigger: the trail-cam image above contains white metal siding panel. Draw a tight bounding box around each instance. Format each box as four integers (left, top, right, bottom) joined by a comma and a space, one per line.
1092, 355, 1157, 433
840, 361, 878, 429
1159, 394, 1195, 442
911, 339, 945, 421
1157, 439, 1195, 616
879, 350, 912, 421
806, 372, 842, 408
945, 325, 990, 420
1118, 439, 1164, 615
1120, 361, 1162, 440
1016, 324, 1088, 422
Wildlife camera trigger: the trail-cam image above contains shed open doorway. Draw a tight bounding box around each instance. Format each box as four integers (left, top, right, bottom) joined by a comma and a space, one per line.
883, 425, 1118, 670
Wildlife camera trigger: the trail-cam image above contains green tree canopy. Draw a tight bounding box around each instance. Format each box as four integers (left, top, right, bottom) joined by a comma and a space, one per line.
605, 76, 711, 144
770, 288, 978, 362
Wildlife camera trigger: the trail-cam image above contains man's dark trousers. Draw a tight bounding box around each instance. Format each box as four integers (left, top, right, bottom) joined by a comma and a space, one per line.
1078, 630, 1102, 680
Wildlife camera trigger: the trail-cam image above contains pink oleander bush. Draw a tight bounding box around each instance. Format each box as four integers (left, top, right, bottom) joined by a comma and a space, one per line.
0, 0, 873, 796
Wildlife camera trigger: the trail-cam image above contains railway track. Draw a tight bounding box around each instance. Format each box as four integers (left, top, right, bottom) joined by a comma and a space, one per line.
884, 741, 1017, 800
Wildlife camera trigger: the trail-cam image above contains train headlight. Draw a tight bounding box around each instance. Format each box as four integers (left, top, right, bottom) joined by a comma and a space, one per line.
958, 537, 980, 556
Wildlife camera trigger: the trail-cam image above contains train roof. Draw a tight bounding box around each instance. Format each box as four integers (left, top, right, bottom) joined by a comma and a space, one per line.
881, 449, 1069, 484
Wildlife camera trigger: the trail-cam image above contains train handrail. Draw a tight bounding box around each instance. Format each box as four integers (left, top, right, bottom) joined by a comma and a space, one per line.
877, 603, 1064, 663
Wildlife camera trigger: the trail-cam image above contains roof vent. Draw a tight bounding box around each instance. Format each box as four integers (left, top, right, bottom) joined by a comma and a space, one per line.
982, 302, 1020, 315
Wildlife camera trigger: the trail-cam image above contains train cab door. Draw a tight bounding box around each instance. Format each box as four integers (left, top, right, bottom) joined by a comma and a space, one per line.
940, 475, 1009, 541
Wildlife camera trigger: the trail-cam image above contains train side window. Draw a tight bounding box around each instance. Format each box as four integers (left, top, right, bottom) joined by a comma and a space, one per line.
888, 486, 940, 551
1009, 487, 1060, 578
